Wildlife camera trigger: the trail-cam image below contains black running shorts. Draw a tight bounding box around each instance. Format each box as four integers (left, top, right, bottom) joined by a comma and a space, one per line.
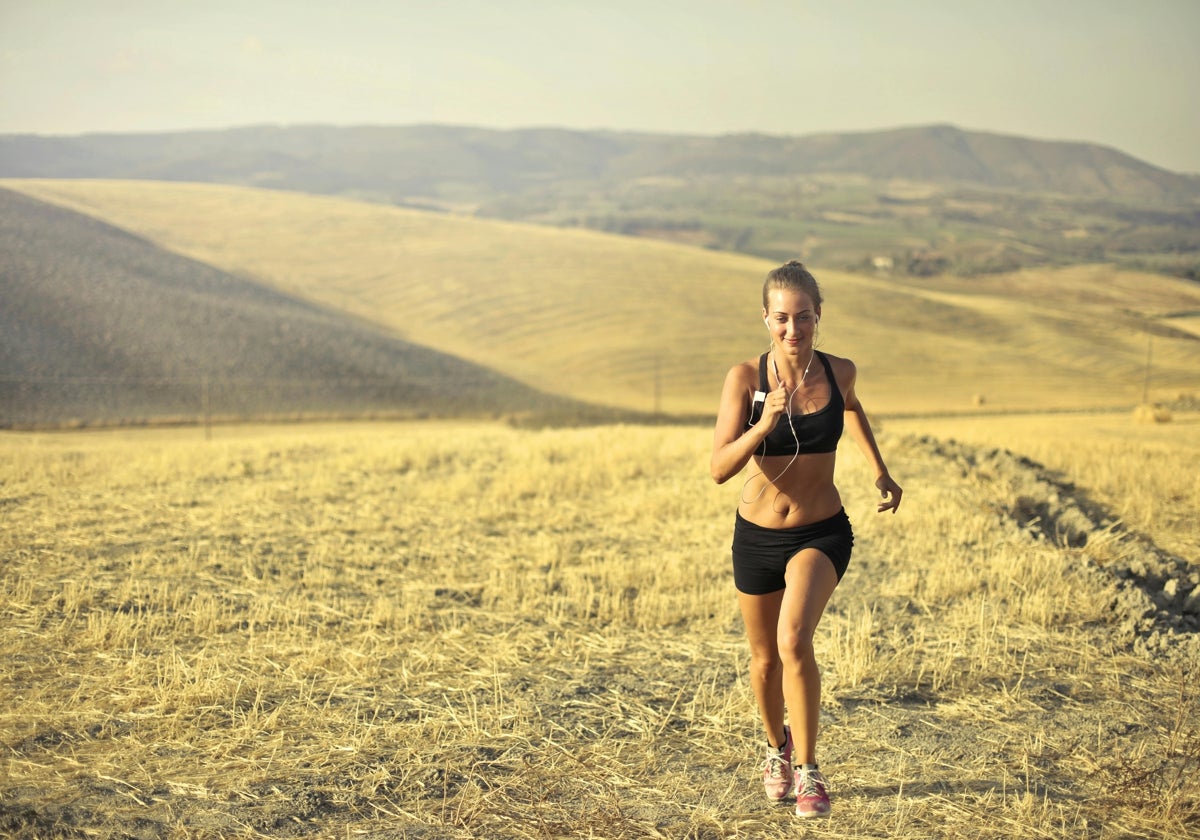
731, 508, 854, 595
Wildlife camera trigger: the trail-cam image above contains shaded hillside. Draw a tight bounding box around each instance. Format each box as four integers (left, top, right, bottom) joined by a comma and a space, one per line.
3, 124, 1197, 279
2, 179, 777, 416
0, 188, 596, 428
9, 180, 1200, 417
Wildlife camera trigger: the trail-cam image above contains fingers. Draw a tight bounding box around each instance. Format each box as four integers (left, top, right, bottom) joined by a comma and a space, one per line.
763, 385, 790, 419
772, 384, 790, 412
876, 479, 903, 514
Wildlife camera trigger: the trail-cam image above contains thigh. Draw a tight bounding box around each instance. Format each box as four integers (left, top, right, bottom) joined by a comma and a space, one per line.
738, 588, 786, 659
780, 549, 841, 640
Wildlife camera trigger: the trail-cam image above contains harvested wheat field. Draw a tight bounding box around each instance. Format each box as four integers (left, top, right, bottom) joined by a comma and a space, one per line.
1, 416, 1197, 839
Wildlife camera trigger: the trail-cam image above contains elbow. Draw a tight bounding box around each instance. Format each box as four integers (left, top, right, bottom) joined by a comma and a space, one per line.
710, 462, 729, 485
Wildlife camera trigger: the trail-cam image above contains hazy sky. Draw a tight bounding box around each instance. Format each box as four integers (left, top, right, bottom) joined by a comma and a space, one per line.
2, 0, 1198, 172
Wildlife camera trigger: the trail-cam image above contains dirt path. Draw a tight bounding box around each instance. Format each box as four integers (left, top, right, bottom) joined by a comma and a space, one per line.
899, 434, 1200, 653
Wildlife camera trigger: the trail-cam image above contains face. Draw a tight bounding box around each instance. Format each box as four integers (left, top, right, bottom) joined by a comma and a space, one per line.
762, 288, 819, 356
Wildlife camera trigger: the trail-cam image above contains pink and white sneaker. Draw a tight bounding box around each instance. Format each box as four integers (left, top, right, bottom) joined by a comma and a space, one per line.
794, 765, 831, 818
761, 726, 793, 801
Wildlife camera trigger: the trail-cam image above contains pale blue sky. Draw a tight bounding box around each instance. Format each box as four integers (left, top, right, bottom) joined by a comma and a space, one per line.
2, 0, 1198, 172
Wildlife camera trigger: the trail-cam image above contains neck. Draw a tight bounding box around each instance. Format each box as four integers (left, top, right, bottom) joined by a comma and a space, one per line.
771, 346, 816, 386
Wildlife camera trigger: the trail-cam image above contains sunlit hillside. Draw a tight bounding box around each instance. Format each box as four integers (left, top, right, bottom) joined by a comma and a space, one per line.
7, 179, 1200, 416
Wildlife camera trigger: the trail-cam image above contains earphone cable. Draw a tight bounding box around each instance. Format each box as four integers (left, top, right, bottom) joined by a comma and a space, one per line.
739, 350, 806, 506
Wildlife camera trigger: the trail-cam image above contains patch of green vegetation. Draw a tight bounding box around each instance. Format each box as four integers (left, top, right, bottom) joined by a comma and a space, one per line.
476, 173, 1200, 279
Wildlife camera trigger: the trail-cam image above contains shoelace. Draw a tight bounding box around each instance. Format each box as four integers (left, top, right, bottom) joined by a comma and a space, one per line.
795, 769, 828, 797
763, 750, 789, 779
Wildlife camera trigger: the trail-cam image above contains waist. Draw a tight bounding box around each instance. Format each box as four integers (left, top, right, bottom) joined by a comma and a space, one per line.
738, 472, 842, 529
735, 505, 849, 534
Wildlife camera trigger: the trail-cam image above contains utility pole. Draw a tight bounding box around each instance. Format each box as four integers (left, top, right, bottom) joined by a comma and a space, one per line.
202, 375, 212, 440
1142, 331, 1153, 404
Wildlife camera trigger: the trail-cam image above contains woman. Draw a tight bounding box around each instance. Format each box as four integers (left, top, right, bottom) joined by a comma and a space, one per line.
710, 261, 902, 818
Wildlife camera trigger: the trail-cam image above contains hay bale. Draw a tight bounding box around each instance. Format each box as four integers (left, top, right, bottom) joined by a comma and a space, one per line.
972, 394, 986, 407
1132, 403, 1173, 424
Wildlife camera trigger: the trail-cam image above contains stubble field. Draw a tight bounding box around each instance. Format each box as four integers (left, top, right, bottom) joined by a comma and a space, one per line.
2, 414, 1197, 839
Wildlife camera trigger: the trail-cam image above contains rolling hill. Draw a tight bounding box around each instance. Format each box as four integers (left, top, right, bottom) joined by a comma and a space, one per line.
4, 124, 1198, 280
0, 187, 601, 428
5, 178, 1200, 424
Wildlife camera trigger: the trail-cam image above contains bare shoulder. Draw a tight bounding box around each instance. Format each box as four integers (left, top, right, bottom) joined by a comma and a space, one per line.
715, 356, 762, 435
724, 356, 760, 390
717, 357, 761, 420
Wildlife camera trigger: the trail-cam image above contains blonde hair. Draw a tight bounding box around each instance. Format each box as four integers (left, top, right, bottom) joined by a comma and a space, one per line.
763, 260, 822, 310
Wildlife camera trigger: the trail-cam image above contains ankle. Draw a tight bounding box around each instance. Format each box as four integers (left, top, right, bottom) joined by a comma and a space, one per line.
767, 725, 789, 751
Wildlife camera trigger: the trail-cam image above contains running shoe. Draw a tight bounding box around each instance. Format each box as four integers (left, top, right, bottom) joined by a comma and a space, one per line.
761, 726, 793, 801
794, 766, 831, 818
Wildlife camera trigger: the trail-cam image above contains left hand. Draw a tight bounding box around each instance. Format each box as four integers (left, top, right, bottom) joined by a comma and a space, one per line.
875, 474, 903, 514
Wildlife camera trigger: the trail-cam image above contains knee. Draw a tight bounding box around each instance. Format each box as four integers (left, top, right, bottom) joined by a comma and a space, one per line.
748, 649, 783, 682
778, 627, 817, 671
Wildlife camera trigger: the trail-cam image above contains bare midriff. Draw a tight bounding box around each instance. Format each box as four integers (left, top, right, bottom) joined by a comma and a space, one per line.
738, 451, 842, 529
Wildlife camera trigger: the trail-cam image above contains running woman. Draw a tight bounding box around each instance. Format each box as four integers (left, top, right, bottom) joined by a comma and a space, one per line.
710, 260, 902, 818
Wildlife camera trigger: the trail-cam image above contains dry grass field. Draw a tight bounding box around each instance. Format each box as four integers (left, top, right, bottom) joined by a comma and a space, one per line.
3, 177, 1198, 837
6, 179, 1200, 417
2, 414, 1197, 839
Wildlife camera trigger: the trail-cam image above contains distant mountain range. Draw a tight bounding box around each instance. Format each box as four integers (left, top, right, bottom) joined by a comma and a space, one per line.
2, 122, 1196, 200
3, 123, 1198, 278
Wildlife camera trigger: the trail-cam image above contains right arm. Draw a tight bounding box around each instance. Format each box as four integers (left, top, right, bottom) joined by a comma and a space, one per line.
710, 363, 786, 484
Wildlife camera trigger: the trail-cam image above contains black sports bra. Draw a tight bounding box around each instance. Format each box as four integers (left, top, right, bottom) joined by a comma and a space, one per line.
745, 351, 844, 456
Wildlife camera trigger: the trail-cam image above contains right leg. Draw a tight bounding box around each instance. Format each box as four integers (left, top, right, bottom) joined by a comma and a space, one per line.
737, 587, 787, 748
738, 587, 794, 801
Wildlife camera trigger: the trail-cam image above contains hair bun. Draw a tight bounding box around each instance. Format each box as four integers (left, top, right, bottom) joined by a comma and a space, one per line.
763, 261, 822, 308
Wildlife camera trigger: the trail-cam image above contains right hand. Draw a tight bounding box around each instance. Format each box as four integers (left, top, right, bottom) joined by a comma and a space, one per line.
759, 383, 791, 431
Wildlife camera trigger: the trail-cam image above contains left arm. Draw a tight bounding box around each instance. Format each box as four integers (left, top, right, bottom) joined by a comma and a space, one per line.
838, 358, 903, 513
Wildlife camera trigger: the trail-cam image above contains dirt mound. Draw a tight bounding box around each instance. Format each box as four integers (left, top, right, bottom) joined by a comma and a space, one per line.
906, 434, 1199, 659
